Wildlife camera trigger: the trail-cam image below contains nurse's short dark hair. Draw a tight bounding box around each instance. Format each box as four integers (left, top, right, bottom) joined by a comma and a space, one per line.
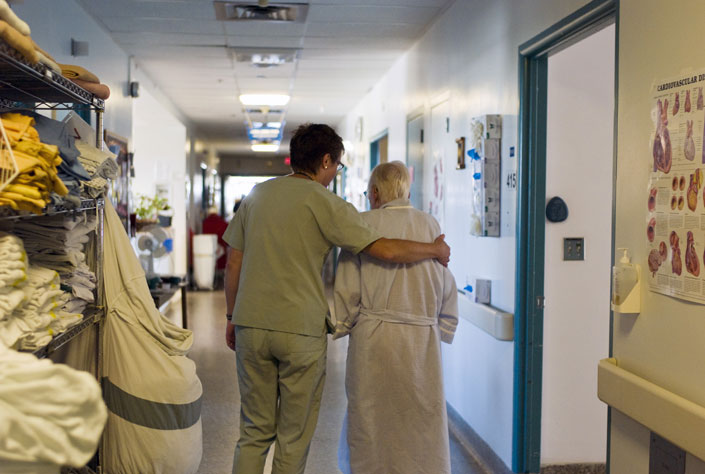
289, 123, 344, 175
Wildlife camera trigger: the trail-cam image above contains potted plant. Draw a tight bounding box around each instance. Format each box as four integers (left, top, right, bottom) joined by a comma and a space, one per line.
134, 194, 172, 230
156, 198, 173, 227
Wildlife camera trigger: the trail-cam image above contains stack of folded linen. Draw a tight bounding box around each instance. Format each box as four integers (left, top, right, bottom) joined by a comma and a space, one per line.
0, 338, 107, 473
10, 213, 97, 316
0, 0, 38, 65
75, 140, 118, 198
59, 63, 110, 100
12, 265, 83, 351
0, 113, 69, 214
0, 232, 81, 351
0, 233, 28, 334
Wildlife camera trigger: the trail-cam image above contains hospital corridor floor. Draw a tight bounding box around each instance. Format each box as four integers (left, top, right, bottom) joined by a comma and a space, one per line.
170, 290, 485, 474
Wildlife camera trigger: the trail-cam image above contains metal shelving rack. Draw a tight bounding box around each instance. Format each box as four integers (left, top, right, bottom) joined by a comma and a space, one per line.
0, 41, 104, 147
0, 39, 106, 474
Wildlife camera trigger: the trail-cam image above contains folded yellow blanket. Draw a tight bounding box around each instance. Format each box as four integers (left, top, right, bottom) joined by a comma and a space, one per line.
0, 20, 38, 64
59, 64, 100, 84
0, 191, 46, 210
0, 196, 43, 214
4, 183, 42, 200
1, 114, 36, 144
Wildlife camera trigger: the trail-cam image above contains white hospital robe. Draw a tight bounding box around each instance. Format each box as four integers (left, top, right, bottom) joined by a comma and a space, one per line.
333, 198, 458, 474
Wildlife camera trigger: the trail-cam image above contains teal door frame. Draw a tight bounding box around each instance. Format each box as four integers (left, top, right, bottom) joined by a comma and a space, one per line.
369, 129, 388, 171
513, 1, 618, 472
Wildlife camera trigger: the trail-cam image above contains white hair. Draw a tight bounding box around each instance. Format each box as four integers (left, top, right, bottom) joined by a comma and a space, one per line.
369, 161, 410, 204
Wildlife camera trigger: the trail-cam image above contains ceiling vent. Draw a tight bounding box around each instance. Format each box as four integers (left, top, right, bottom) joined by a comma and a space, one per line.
214, 1, 308, 23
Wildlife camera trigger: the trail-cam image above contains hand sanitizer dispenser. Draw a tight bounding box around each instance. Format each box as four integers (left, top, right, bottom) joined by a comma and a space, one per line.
612, 248, 641, 314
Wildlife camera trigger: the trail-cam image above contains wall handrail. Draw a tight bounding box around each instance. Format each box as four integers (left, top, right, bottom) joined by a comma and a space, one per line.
598, 358, 705, 461
457, 290, 514, 341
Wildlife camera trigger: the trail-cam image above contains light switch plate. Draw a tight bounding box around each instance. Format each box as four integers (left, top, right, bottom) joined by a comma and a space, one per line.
563, 238, 584, 261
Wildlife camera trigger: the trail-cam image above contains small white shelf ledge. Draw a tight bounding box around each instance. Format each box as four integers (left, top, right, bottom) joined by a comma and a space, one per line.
457, 291, 514, 341
598, 358, 705, 461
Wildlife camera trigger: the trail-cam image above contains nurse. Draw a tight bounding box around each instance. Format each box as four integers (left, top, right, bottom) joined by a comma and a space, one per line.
223, 124, 451, 474
334, 160, 458, 474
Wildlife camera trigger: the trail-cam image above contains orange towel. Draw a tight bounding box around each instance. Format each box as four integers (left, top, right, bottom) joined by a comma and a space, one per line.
59, 64, 100, 84
71, 79, 110, 100
0, 20, 38, 64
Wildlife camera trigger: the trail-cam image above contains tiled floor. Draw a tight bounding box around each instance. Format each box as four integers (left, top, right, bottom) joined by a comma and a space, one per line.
168, 290, 485, 474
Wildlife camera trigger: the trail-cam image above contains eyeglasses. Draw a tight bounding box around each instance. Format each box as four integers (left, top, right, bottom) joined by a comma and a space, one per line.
336, 162, 345, 172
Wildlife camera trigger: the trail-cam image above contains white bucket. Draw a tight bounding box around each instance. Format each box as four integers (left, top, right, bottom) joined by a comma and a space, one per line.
193, 234, 218, 290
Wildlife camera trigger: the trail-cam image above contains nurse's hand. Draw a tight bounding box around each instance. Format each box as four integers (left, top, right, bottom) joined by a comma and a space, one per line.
434, 234, 450, 267
226, 322, 236, 351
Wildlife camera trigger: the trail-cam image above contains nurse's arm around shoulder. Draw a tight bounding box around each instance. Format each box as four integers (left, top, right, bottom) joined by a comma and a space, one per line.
363, 234, 450, 266
224, 247, 243, 351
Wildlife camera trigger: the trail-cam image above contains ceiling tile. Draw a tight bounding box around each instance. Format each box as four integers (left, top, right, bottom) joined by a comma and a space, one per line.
113, 32, 225, 46
307, 5, 438, 24
306, 21, 423, 38
101, 17, 224, 35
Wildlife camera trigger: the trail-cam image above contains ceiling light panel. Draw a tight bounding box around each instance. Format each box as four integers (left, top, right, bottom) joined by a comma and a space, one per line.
240, 94, 290, 106
251, 144, 280, 153
232, 47, 301, 68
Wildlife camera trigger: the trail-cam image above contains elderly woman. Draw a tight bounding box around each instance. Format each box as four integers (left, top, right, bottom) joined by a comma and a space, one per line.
334, 161, 458, 474
223, 125, 451, 474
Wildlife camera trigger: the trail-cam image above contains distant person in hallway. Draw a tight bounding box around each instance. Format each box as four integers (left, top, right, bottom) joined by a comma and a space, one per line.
222, 124, 451, 474
202, 205, 229, 272
334, 161, 458, 474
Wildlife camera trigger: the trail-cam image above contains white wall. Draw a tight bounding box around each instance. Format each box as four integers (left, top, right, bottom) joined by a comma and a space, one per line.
13, 0, 132, 139
541, 24, 615, 464
132, 87, 188, 275
612, 0, 705, 472
337, 0, 591, 467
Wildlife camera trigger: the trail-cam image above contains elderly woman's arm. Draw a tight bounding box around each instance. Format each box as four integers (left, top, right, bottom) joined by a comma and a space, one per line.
363, 234, 450, 266
332, 250, 362, 339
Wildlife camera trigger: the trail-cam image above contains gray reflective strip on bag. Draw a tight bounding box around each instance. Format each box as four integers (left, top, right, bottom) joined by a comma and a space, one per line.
102, 377, 202, 430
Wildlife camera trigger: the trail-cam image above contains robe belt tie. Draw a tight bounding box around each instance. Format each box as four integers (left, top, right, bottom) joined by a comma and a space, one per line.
358, 308, 436, 326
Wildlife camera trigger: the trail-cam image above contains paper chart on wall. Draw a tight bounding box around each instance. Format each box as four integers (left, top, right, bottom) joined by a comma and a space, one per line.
428, 152, 445, 229
646, 68, 705, 304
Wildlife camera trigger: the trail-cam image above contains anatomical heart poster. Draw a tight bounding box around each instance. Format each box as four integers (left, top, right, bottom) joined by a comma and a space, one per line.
647, 69, 705, 304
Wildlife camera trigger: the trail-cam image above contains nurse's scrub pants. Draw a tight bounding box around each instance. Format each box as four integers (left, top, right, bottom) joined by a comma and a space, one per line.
232, 326, 327, 474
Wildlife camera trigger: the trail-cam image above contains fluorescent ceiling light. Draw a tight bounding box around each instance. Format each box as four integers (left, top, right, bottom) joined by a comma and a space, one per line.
250, 128, 281, 139
239, 94, 290, 106
252, 144, 280, 153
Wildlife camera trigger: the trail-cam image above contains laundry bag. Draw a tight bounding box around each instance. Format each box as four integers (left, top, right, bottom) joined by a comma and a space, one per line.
101, 199, 202, 474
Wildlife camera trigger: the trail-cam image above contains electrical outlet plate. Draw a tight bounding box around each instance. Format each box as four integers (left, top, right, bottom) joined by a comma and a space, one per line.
649, 433, 685, 474
563, 237, 584, 261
